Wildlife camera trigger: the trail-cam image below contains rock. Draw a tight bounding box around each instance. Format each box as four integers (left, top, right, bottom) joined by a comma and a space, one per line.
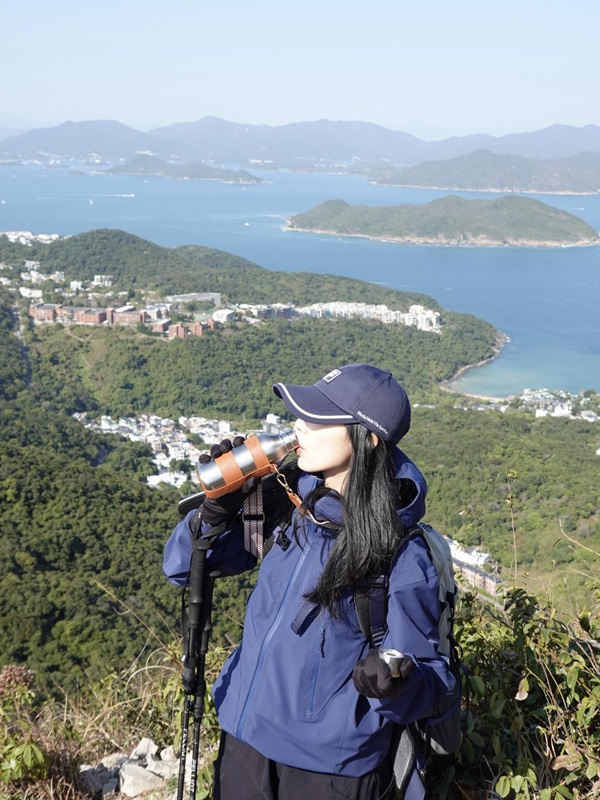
130, 737, 159, 760
101, 776, 119, 796
79, 764, 108, 795
78, 738, 188, 799
119, 762, 164, 797
147, 753, 178, 779
99, 751, 127, 770
160, 745, 177, 763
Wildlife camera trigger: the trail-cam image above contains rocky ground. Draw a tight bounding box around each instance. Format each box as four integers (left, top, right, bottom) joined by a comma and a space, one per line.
78, 737, 209, 799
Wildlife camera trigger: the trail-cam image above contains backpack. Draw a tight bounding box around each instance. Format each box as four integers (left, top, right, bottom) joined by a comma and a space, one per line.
354, 522, 466, 795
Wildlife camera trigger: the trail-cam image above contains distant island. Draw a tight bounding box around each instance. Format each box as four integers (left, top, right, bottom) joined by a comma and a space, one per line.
374, 149, 600, 195
106, 154, 262, 184
286, 196, 600, 247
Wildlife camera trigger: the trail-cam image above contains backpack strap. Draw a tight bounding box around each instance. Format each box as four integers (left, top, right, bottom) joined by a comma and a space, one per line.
355, 525, 423, 647
354, 528, 434, 800
355, 574, 388, 648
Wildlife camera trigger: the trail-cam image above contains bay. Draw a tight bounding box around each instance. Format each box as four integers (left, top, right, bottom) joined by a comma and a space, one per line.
1, 164, 599, 397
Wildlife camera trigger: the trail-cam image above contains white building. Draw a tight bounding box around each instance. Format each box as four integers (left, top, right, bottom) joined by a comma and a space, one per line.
19, 287, 43, 299
213, 308, 235, 324
144, 302, 171, 320
296, 301, 441, 332
93, 274, 113, 287
29, 270, 46, 285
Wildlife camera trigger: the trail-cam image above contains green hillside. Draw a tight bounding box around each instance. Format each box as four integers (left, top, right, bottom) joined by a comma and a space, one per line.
25, 314, 497, 420
288, 196, 600, 246
0, 230, 599, 694
377, 148, 600, 194
0, 294, 181, 689
0, 228, 438, 306
107, 154, 261, 184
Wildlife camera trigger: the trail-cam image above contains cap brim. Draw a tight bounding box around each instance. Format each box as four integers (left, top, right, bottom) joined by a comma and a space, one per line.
273, 383, 355, 425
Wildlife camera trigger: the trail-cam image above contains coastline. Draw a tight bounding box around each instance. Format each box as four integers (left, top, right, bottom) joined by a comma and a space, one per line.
438, 330, 514, 401
372, 181, 598, 197
284, 224, 599, 249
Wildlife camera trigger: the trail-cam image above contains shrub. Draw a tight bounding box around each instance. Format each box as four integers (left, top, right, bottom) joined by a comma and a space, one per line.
2, 595, 599, 799
451, 588, 600, 800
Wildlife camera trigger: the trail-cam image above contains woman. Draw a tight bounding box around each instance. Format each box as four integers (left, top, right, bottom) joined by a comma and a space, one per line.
164, 364, 454, 800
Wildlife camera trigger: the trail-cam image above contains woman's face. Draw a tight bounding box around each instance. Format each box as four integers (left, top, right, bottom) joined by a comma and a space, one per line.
293, 418, 353, 494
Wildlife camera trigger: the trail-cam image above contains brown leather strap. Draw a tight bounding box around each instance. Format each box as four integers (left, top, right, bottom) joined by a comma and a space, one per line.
215, 451, 245, 492
245, 435, 271, 469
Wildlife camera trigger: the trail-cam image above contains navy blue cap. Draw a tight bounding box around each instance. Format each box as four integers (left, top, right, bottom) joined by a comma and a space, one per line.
273, 364, 411, 445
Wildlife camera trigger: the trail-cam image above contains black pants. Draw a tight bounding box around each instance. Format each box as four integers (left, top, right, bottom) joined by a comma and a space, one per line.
212, 732, 394, 800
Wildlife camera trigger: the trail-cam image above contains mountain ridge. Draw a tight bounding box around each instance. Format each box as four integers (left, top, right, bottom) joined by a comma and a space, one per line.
2, 117, 600, 167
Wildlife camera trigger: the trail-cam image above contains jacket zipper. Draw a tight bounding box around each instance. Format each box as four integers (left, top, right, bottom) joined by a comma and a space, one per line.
307, 625, 326, 717
236, 545, 310, 739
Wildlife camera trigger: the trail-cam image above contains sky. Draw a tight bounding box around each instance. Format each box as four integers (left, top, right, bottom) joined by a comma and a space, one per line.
2, 0, 599, 140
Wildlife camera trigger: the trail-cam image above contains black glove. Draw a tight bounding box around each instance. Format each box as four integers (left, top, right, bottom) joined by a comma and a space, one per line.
199, 438, 254, 528
352, 649, 414, 698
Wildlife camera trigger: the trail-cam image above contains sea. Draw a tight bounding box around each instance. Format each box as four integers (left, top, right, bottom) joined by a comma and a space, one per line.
1, 163, 599, 398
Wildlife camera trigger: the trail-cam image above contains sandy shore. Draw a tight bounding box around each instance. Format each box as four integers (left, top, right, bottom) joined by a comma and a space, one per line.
438, 331, 514, 400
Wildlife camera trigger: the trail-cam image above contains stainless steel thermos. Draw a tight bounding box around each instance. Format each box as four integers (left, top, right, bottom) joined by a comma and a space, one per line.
196, 430, 298, 497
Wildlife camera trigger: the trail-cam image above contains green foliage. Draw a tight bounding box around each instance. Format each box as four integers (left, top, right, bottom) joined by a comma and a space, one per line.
0, 227, 439, 306
2, 263, 600, 688
26, 313, 496, 422
4, 594, 598, 800
0, 666, 47, 787
449, 588, 600, 799
288, 196, 600, 246
0, 290, 184, 690
407, 408, 600, 606
377, 149, 600, 195
0, 295, 28, 401
1, 222, 600, 800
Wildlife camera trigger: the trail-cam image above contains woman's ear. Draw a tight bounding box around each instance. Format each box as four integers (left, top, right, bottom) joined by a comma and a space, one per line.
370, 432, 380, 448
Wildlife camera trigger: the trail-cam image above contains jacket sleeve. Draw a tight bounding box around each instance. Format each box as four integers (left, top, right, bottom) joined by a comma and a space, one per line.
162, 508, 258, 586
366, 536, 455, 724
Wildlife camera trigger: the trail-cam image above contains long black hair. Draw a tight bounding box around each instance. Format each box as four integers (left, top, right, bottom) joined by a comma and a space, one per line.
299, 424, 411, 617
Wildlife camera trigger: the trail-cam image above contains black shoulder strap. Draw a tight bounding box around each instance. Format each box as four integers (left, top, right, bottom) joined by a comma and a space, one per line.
355, 574, 388, 647
355, 525, 423, 647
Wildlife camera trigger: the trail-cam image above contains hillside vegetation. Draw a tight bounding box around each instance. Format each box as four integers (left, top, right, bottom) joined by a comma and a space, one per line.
0, 228, 438, 306
1, 261, 599, 696
1, 229, 599, 798
376, 148, 600, 194
0, 236, 499, 691
288, 196, 600, 247
107, 154, 261, 184
3, 588, 599, 800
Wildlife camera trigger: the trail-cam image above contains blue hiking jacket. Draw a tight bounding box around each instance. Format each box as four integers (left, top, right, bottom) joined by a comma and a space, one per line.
163, 448, 454, 778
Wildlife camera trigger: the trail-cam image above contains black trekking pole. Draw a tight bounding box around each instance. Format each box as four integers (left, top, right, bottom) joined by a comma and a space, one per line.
177, 526, 216, 800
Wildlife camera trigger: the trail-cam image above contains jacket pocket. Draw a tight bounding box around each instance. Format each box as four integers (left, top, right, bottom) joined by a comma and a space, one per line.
306, 625, 326, 717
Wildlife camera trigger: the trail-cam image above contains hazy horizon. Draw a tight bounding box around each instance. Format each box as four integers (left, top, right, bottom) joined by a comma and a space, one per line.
2, 0, 599, 141
3, 113, 599, 144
